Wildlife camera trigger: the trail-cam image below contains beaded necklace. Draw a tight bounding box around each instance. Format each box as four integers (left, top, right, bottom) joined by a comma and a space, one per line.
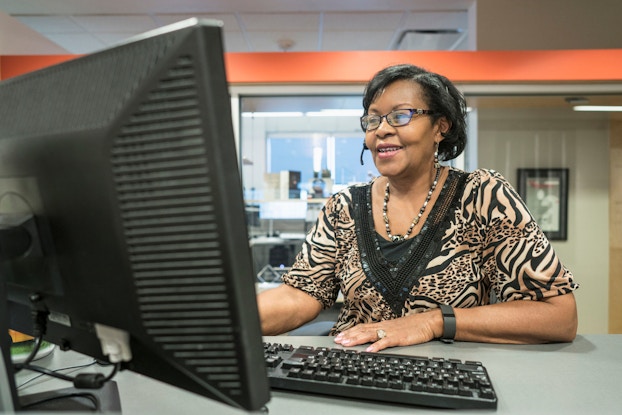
382, 167, 441, 242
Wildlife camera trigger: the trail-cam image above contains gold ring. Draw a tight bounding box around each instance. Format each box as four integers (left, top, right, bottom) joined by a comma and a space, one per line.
376, 329, 386, 340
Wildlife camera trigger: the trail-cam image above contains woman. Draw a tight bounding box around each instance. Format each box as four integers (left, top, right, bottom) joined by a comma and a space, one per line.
257, 64, 578, 352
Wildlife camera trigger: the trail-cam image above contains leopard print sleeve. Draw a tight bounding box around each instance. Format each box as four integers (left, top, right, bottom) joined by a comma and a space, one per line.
468, 169, 578, 302
280, 190, 350, 309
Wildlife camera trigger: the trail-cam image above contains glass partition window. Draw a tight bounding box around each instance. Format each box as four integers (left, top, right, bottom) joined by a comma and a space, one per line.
239, 95, 377, 203
239, 95, 378, 277
266, 134, 377, 199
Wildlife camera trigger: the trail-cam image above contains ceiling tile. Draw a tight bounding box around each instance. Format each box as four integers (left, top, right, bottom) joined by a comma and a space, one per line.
322, 12, 404, 30
400, 11, 467, 30
396, 31, 467, 51
221, 31, 250, 52
248, 31, 318, 52
155, 13, 242, 32
239, 13, 319, 31
45, 33, 108, 54
15, 15, 84, 34
70, 15, 158, 33
0, 1, 476, 54
322, 31, 395, 51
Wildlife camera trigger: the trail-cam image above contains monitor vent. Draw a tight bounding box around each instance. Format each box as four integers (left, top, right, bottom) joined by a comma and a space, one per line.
111, 55, 242, 395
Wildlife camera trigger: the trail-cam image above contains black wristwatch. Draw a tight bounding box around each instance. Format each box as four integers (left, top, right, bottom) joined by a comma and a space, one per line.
439, 304, 456, 343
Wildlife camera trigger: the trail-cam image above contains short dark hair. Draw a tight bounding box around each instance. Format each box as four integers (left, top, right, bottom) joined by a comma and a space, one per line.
362, 64, 467, 161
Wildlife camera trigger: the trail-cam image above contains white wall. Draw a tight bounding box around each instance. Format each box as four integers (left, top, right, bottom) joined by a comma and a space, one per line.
476, 0, 622, 50
478, 107, 610, 334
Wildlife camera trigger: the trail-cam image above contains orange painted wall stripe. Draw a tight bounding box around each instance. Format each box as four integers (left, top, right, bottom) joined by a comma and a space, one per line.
224, 50, 622, 84
3, 50, 622, 83
0, 55, 78, 80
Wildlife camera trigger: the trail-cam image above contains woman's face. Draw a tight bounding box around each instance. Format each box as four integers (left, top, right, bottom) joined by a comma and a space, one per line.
364, 79, 446, 180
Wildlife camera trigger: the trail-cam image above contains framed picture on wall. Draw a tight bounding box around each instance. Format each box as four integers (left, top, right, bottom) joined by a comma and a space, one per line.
517, 168, 569, 240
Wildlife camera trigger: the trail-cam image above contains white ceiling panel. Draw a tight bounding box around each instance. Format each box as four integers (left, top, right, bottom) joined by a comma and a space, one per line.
69, 15, 158, 33
0, 1, 474, 55
156, 14, 242, 32
396, 31, 466, 51
218, 31, 250, 53
239, 13, 320, 31
401, 11, 467, 29
0, 0, 477, 15
323, 31, 396, 51
250, 32, 319, 53
14, 15, 84, 34
322, 12, 404, 30
44, 32, 108, 54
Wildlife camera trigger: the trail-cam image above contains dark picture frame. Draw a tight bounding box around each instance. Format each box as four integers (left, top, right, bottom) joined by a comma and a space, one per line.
517, 168, 569, 240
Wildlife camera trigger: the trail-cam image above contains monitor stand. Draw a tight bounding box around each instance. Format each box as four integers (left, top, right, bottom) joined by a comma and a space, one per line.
18, 381, 122, 412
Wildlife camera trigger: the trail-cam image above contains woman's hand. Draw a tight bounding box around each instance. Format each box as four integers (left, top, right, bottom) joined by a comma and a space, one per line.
333, 309, 444, 352
333, 293, 578, 352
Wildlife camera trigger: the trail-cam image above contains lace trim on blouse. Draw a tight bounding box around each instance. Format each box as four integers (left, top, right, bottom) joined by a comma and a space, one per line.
352, 170, 468, 315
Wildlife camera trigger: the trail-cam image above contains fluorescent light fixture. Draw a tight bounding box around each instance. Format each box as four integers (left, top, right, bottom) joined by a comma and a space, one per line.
306, 109, 362, 117
241, 111, 304, 117
241, 109, 362, 118
573, 105, 622, 112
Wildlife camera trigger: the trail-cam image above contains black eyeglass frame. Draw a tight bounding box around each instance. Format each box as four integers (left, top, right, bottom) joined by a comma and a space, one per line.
360, 108, 435, 132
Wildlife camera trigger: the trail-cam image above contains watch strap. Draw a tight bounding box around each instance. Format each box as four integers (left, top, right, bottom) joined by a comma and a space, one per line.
439, 304, 456, 343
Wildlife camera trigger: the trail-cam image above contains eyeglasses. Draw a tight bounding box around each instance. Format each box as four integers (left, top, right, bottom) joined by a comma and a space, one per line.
360, 108, 435, 132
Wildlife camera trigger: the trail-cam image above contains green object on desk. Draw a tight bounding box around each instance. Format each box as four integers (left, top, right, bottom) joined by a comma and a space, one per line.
10, 340, 55, 362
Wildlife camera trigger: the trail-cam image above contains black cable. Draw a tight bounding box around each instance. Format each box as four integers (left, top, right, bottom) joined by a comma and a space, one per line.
16, 360, 119, 412
17, 359, 99, 389
13, 335, 43, 373
15, 361, 75, 382
15, 361, 121, 389
101, 361, 120, 383
14, 305, 49, 374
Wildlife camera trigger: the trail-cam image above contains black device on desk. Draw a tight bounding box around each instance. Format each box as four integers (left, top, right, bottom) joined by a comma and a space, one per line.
0, 19, 269, 412
264, 342, 497, 410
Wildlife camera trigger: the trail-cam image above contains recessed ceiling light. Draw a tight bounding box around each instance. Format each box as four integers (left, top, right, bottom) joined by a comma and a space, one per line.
573, 105, 622, 111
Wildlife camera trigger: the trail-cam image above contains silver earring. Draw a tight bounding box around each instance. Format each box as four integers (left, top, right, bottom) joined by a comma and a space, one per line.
434, 142, 440, 169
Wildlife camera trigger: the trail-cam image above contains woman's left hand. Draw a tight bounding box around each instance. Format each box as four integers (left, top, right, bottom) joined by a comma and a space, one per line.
333, 309, 443, 352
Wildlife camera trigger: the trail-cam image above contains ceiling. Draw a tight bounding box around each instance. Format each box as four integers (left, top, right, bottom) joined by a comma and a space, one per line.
2, 0, 621, 112
0, 0, 473, 55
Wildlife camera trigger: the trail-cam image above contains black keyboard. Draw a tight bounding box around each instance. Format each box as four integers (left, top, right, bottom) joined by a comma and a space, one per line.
264, 342, 497, 410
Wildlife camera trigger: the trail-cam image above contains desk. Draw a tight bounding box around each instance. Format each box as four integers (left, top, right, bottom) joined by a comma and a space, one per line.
11, 334, 622, 414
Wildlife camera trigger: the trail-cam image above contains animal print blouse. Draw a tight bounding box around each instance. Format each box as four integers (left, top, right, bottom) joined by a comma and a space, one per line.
281, 168, 578, 335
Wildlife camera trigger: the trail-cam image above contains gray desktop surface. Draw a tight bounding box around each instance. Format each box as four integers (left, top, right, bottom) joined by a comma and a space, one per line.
9, 334, 622, 414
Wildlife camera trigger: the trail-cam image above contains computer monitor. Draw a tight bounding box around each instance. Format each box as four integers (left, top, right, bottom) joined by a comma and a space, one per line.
259, 201, 308, 221
0, 18, 270, 412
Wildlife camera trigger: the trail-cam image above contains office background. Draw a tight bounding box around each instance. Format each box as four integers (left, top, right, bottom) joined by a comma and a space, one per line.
1, 0, 620, 336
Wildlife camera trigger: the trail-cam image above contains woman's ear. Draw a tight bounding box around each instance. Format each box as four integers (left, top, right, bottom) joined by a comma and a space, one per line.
437, 117, 451, 138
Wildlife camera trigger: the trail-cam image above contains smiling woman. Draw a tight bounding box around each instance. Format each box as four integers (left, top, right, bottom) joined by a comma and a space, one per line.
256, 63, 580, 351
